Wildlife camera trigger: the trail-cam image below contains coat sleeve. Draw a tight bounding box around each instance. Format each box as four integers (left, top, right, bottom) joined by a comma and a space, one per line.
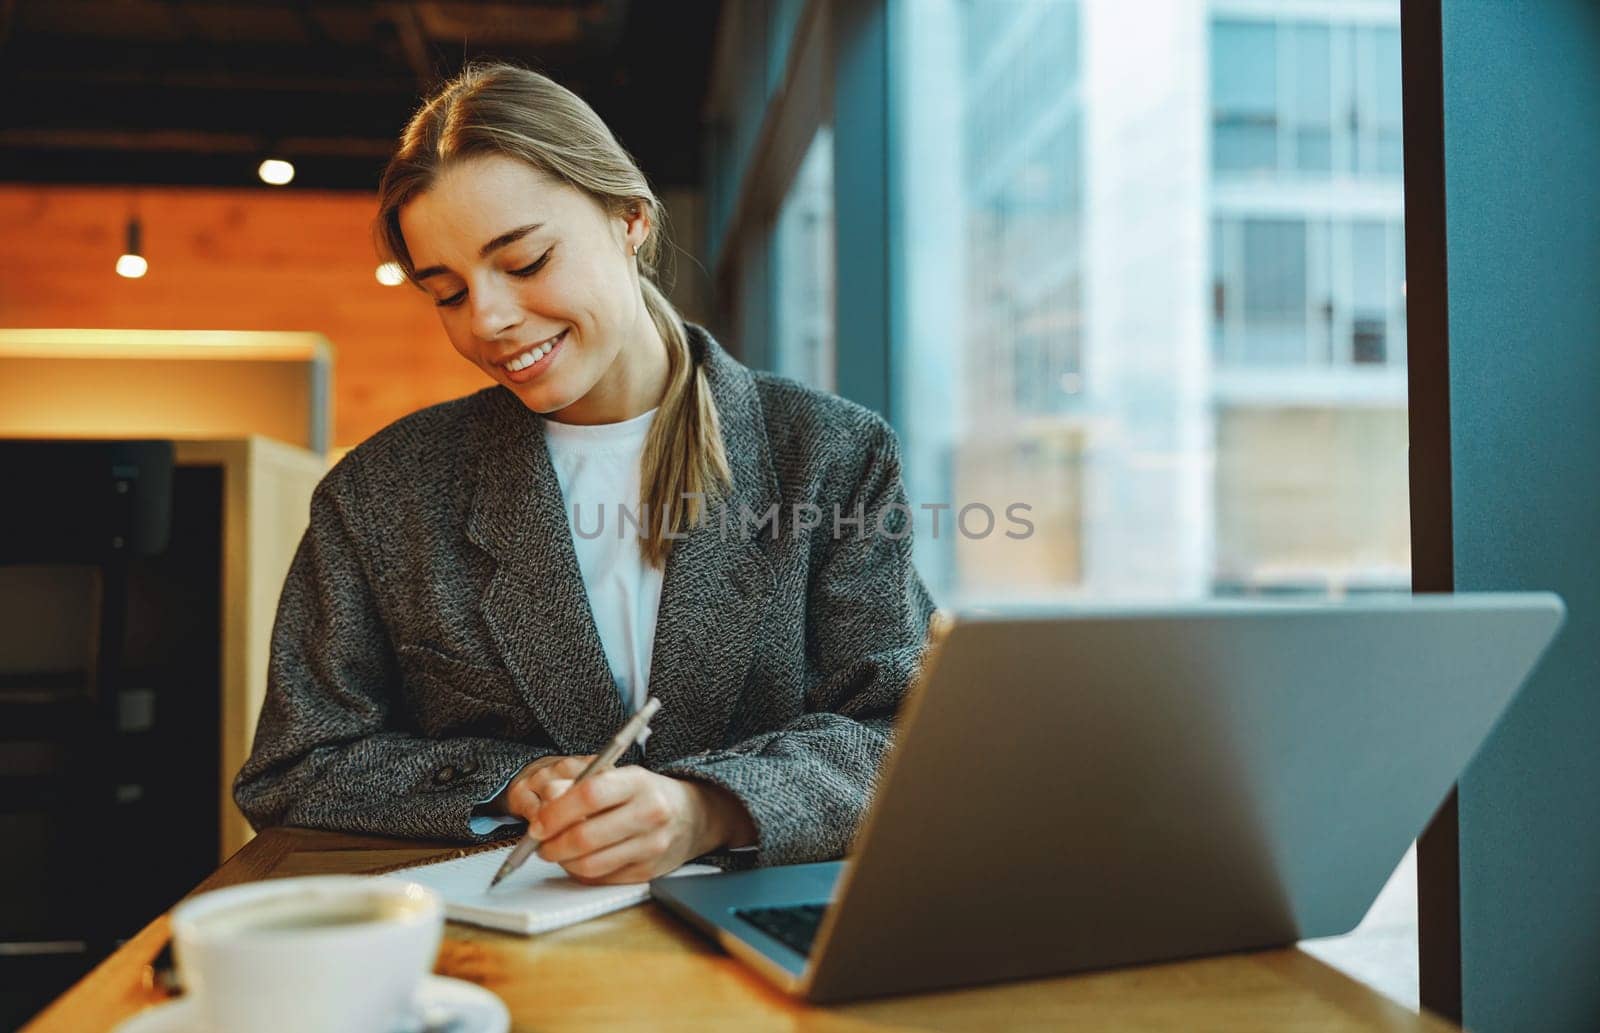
653, 415, 938, 867
232, 457, 550, 842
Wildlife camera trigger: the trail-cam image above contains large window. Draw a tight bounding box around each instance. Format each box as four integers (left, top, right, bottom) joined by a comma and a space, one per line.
884, 0, 1412, 1002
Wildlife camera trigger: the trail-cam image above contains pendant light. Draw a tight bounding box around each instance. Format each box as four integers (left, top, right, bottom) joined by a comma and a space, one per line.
116, 216, 147, 279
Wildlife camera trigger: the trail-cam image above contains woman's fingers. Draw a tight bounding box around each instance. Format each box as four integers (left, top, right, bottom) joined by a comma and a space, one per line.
503, 755, 595, 823
537, 796, 664, 865
569, 861, 657, 886
531, 767, 643, 841
533, 770, 693, 883
502, 779, 544, 822
553, 821, 675, 883
526, 754, 593, 789
530, 777, 575, 818
521, 755, 593, 798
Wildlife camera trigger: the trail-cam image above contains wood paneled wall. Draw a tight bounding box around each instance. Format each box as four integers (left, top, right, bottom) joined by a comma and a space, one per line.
0, 184, 711, 449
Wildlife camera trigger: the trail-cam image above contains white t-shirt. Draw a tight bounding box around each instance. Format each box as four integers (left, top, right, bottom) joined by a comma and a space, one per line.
540, 406, 664, 717
473, 406, 757, 849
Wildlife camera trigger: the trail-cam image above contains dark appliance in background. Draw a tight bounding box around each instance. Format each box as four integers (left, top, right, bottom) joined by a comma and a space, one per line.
0, 440, 222, 1028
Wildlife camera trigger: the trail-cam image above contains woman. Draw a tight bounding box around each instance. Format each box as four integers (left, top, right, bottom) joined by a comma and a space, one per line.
234, 62, 935, 885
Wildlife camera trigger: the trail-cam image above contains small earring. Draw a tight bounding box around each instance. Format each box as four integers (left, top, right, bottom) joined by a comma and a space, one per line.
632, 244, 639, 257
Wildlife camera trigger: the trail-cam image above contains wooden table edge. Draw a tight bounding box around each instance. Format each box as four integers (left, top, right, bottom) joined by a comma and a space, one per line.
20, 827, 1464, 1033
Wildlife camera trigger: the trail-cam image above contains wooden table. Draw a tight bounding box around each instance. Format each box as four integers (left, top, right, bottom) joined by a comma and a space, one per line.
24, 828, 1462, 1033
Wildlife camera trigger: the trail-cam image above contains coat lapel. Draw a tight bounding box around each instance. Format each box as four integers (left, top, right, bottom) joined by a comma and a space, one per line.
643, 327, 778, 759
467, 388, 628, 753
464, 325, 778, 759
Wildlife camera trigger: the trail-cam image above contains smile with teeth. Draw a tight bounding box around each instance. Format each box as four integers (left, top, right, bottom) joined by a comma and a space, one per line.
503, 329, 566, 372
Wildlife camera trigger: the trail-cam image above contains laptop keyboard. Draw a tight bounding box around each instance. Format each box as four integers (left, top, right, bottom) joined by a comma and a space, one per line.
734, 903, 828, 957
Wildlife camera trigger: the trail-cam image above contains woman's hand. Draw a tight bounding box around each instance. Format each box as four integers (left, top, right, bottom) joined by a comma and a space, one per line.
490, 754, 596, 820
514, 764, 755, 884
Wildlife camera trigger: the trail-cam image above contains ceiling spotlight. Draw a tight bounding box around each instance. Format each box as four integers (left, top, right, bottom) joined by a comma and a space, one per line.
258, 158, 295, 186
117, 217, 147, 279
375, 261, 405, 287
116, 254, 149, 279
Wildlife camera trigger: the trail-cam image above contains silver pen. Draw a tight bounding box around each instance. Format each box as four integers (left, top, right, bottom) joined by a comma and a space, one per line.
486, 696, 662, 891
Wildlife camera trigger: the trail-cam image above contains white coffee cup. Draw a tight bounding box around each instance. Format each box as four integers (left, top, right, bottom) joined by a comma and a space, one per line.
170, 875, 444, 1033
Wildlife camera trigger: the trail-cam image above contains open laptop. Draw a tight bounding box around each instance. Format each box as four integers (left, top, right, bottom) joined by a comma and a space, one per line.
650, 592, 1565, 1003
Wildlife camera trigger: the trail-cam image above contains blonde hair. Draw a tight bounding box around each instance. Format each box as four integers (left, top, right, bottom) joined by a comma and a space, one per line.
376, 61, 731, 569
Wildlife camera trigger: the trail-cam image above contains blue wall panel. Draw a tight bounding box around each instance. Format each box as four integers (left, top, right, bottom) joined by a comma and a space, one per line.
1443, 2, 1600, 1029
831, 0, 893, 420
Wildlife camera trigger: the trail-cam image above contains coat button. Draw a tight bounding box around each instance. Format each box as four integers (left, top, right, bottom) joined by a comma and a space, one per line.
458, 760, 479, 776
433, 766, 457, 785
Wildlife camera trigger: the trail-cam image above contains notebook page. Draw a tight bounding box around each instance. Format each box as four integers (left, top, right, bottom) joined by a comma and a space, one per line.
394, 845, 717, 935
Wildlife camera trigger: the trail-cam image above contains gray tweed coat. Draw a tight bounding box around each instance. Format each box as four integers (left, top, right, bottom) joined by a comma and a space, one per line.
234, 323, 937, 868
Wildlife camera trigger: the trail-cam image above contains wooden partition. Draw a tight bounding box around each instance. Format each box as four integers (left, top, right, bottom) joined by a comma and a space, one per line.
0, 330, 332, 452
171, 438, 326, 858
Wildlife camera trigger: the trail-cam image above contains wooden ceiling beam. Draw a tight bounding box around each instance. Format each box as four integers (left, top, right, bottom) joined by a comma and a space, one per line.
0, 128, 393, 158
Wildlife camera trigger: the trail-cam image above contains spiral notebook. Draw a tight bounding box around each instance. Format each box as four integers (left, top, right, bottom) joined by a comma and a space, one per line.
391, 844, 719, 935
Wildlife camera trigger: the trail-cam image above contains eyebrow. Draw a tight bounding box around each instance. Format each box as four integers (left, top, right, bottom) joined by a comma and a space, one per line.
410, 222, 544, 282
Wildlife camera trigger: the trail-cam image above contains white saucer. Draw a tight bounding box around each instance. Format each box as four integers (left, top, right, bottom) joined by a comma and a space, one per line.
110, 974, 510, 1033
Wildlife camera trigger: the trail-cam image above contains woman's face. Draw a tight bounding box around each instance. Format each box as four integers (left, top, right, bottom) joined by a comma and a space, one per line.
398, 153, 659, 424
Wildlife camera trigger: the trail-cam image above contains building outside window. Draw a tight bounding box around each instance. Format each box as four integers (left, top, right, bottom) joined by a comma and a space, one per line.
894, 0, 1407, 605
